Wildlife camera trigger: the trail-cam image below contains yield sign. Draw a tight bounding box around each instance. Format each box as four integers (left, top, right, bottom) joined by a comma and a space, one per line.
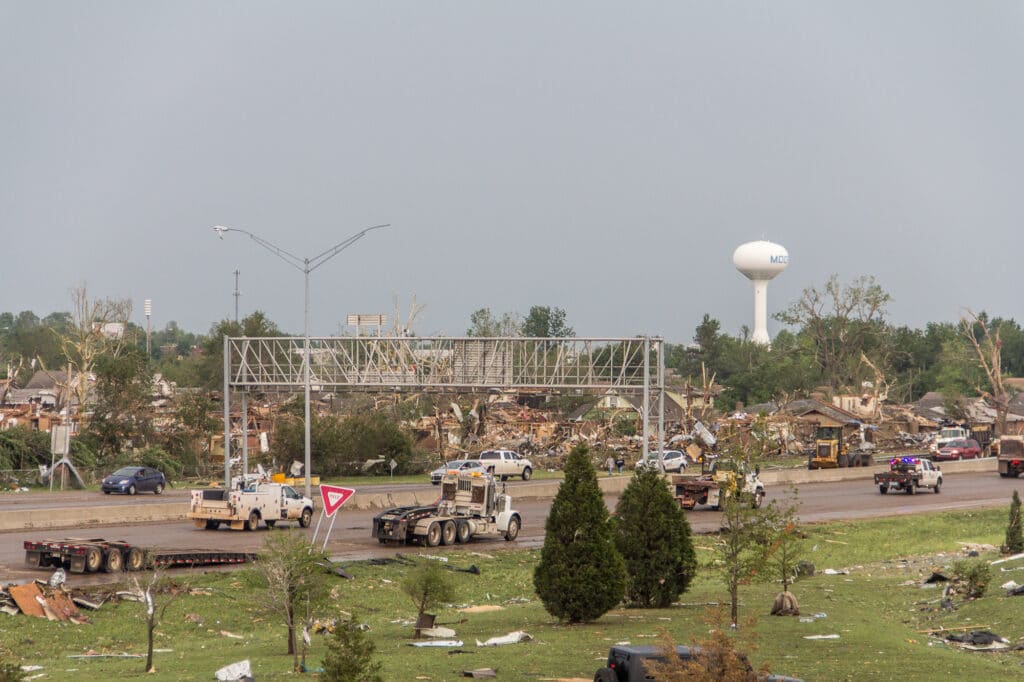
320, 485, 355, 517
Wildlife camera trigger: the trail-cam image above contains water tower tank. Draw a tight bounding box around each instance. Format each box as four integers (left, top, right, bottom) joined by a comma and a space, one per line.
733, 241, 789, 345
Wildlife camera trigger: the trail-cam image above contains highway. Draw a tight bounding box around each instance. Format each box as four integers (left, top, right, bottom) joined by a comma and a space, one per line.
2, 468, 1020, 586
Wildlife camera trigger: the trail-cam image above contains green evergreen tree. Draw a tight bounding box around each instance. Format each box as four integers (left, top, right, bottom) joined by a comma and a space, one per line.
534, 442, 625, 622
1006, 490, 1024, 554
322, 618, 384, 682
614, 466, 697, 607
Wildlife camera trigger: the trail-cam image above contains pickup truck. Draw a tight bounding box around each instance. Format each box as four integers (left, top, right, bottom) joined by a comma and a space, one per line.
187, 482, 314, 531
874, 457, 942, 495
476, 449, 534, 481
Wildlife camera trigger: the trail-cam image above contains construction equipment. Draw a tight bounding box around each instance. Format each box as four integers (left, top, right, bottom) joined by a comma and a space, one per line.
372, 471, 521, 545
670, 457, 765, 511
808, 424, 873, 469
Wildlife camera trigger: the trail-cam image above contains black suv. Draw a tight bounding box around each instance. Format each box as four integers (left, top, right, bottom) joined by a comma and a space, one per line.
594, 644, 803, 682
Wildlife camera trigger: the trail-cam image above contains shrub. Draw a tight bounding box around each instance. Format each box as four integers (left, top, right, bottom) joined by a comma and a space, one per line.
534, 442, 625, 623
951, 559, 991, 599
1005, 490, 1023, 554
402, 560, 456, 624
321, 618, 384, 682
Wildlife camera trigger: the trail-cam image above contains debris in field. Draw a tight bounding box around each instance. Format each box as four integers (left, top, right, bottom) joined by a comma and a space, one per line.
219, 630, 244, 639
924, 571, 949, 583
803, 634, 840, 640
410, 640, 464, 647
944, 631, 1010, 650
48, 569, 66, 587
421, 626, 457, 638
71, 596, 104, 611
476, 631, 532, 647
446, 564, 481, 575
770, 591, 799, 616
991, 552, 1024, 565
215, 659, 252, 681
184, 613, 205, 624
458, 605, 504, 613
821, 569, 848, 575
1007, 584, 1024, 597
462, 668, 497, 678
795, 561, 815, 577
68, 652, 145, 659
418, 554, 449, 563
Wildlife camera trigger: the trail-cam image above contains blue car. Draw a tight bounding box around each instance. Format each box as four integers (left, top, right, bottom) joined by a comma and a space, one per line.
101, 466, 166, 495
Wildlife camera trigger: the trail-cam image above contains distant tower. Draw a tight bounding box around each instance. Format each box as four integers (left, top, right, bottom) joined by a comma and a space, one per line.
733, 240, 789, 345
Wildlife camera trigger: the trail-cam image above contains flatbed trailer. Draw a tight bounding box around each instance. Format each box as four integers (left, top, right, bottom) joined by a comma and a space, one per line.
24, 538, 257, 574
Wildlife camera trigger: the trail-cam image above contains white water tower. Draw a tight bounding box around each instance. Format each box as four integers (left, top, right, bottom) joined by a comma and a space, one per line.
733, 240, 789, 345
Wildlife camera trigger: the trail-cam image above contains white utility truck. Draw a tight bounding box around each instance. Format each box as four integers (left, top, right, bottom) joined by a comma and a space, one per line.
188, 482, 314, 531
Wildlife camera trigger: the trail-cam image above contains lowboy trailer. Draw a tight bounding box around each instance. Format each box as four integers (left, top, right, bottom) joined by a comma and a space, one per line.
24, 538, 257, 574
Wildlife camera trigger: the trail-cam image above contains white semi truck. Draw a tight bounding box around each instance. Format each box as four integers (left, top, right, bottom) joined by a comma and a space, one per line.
372, 471, 521, 545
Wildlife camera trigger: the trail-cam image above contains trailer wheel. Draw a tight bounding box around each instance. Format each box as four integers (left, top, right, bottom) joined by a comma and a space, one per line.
126, 547, 145, 571
246, 510, 260, 531
104, 549, 123, 573
879, 485, 888, 495
204, 520, 220, 530
504, 515, 520, 541
300, 507, 313, 528
265, 520, 276, 529
425, 522, 442, 547
441, 521, 456, 545
455, 521, 471, 544
84, 547, 103, 573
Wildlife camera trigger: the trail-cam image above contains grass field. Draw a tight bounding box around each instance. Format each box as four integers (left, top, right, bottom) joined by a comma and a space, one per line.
3, 507, 1023, 681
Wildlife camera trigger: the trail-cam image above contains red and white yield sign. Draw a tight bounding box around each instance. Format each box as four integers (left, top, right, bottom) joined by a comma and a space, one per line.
320, 485, 355, 517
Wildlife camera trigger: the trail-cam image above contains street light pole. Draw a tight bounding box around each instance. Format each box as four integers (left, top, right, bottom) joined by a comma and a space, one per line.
213, 223, 389, 497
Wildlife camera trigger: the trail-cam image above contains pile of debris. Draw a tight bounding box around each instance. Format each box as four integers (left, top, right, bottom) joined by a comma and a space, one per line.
0, 579, 91, 624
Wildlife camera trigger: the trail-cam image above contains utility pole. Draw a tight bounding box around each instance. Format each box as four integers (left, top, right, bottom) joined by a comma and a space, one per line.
233, 270, 240, 323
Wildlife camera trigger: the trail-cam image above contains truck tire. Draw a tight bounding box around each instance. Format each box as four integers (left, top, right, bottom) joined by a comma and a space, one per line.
522, 467, 533, 481
84, 547, 103, 573
751, 491, 764, 509
906, 482, 916, 495
265, 520, 276, 529
300, 507, 313, 528
441, 521, 456, 546
104, 549, 123, 573
504, 515, 520, 541
934, 479, 941, 494
456, 521, 471, 544
126, 547, 145, 571
204, 520, 219, 530
426, 522, 442, 547
594, 668, 617, 682
246, 510, 260, 531
838, 454, 849, 468
879, 485, 888, 495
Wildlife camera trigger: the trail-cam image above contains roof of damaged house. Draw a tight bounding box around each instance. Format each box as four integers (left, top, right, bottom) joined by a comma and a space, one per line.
781, 398, 863, 426
910, 391, 1024, 424
25, 370, 69, 390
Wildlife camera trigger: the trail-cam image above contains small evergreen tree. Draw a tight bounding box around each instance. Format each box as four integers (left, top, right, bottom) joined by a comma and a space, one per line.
1005, 490, 1024, 554
534, 442, 626, 622
614, 466, 697, 607
402, 560, 456, 630
322, 618, 384, 682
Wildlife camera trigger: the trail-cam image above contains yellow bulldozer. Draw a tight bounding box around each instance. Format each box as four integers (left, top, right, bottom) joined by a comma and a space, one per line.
808, 424, 874, 469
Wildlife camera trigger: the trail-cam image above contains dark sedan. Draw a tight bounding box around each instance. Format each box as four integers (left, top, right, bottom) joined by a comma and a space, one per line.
101, 466, 166, 495
934, 438, 982, 461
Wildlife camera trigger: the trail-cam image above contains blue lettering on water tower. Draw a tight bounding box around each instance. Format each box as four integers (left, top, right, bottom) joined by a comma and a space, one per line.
770, 254, 789, 264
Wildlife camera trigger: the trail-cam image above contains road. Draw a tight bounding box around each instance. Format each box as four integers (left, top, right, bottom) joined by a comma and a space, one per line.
2, 470, 1020, 585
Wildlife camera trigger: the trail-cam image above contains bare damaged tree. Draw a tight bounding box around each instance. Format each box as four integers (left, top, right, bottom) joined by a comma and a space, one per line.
127, 562, 185, 674
0, 355, 26, 406
55, 284, 133, 411
775, 274, 891, 393
960, 310, 1011, 436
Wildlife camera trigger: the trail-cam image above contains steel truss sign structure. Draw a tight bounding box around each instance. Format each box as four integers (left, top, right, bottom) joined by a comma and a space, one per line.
221, 336, 666, 482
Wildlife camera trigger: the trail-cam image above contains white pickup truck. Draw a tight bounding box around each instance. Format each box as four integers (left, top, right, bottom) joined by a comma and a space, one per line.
188, 482, 314, 531
874, 456, 942, 495
476, 449, 533, 481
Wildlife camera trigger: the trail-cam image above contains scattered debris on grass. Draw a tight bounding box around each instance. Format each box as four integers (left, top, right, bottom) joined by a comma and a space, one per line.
410, 640, 464, 647
803, 634, 840, 640
943, 631, 1009, 651
462, 668, 497, 678
476, 631, 532, 647
215, 659, 252, 681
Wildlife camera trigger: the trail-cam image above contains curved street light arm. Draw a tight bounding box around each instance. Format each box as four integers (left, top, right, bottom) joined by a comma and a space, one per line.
307, 223, 390, 273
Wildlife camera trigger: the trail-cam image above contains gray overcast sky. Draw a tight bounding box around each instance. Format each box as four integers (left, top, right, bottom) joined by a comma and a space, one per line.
2, 2, 1022, 341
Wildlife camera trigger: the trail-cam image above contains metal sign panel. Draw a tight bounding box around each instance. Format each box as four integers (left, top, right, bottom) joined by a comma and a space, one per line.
320, 485, 355, 517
